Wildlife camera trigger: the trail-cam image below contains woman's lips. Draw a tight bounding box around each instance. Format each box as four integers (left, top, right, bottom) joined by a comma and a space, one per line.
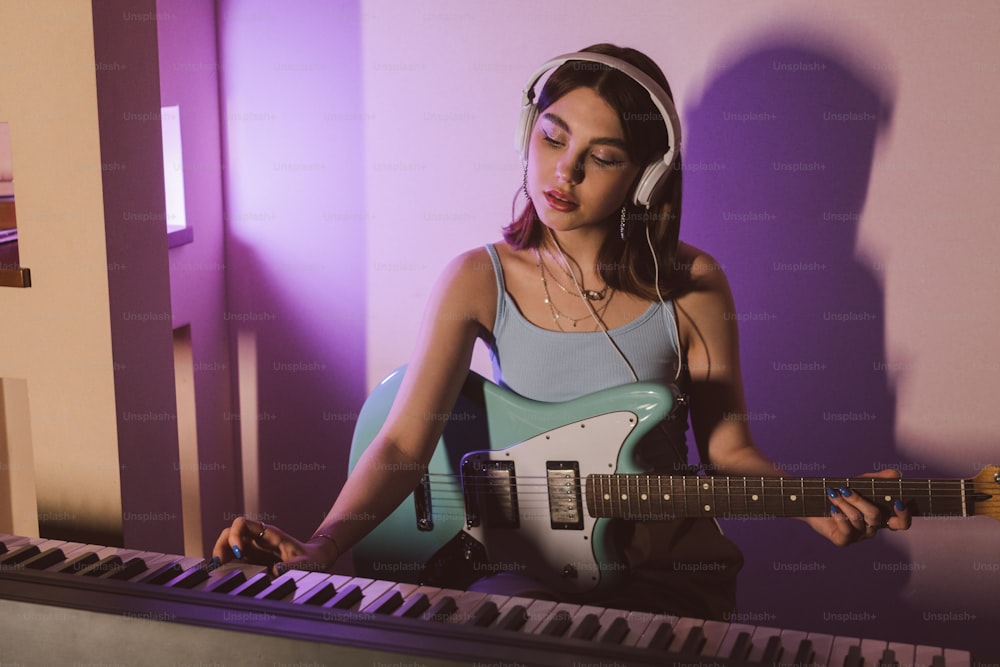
543, 190, 579, 212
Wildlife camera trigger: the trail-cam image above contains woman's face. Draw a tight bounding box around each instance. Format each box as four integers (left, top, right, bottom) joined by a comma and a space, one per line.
525, 86, 641, 237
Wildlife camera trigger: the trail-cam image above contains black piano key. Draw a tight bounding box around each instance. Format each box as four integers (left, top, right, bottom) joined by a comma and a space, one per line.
165, 564, 212, 589
540, 610, 573, 637
599, 616, 631, 645
646, 622, 675, 650
104, 557, 148, 581
792, 639, 815, 666
759, 635, 784, 665
20, 548, 66, 571
57, 551, 99, 574
138, 561, 184, 585
0, 544, 41, 566
878, 648, 900, 667
496, 604, 528, 631
254, 575, 297, 601
570, 613, 601, 640
729, 631, 753, 660
395, 592, 431, 619
322, 584, 363, 610
298, 581, 337, 606
203, 569, 247, 594
845, 644, 864, 667
366, 590, 404, 615
230, 572, 271, 597
79, 555, 123, 578
466, 600, 500, 627
424, 596, 458, 622
679, 626, 706, 654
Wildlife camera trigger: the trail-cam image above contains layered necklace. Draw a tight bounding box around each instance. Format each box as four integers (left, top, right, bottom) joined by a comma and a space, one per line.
534, 246, 614, 330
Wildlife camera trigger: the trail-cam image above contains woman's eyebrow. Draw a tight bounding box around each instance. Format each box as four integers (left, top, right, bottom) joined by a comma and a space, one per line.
540, 112, 628, 150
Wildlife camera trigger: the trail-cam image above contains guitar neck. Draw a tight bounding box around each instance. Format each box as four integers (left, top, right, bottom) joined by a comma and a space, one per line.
585, 474, 978, 520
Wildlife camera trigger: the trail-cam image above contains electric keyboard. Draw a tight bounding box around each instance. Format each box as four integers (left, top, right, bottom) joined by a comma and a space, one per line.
0, 533, 977, 667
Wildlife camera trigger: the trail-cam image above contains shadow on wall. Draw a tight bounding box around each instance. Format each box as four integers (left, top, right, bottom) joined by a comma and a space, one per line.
682, 36, 993, 653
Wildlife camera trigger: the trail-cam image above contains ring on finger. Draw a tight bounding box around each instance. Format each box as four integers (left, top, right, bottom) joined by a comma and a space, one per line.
255, 522, 267, 539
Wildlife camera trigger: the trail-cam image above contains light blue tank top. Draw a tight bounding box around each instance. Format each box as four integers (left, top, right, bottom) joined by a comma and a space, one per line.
484, 243, 690, 469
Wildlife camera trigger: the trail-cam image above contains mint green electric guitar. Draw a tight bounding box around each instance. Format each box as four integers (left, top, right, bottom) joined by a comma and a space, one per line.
348, 367, 1000, 599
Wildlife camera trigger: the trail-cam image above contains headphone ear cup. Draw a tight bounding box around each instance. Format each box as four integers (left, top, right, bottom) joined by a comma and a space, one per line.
515, 104, 537, 163
632, 159, 670, 208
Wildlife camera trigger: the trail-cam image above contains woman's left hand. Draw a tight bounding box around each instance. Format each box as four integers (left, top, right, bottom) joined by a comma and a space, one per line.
805, 469, 912, 546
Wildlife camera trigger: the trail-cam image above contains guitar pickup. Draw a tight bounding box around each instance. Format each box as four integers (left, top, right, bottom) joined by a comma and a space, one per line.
462, 457, 519, 529
546, 461, 583, 530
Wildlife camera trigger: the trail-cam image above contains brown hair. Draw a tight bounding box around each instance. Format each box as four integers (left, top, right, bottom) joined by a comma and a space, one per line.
503, 43, 683, 300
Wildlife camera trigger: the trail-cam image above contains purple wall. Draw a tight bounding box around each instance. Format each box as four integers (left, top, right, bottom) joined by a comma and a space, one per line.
216, 0, 367, 545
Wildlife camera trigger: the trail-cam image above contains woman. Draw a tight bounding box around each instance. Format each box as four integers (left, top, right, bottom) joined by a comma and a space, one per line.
214, 43, 911, 620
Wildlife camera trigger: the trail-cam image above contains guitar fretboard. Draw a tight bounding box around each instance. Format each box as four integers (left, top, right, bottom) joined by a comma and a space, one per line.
584, 475, 973, 520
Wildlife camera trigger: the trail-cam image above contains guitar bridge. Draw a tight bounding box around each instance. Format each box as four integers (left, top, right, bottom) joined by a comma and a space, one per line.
413, 474, 433, 531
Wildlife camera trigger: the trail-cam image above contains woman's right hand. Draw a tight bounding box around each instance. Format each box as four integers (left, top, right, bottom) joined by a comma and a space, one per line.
211, 516, 339, 576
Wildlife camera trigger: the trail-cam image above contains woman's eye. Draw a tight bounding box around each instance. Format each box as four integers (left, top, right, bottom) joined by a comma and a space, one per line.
541, 130, 563, 146
593, 155, 625, 168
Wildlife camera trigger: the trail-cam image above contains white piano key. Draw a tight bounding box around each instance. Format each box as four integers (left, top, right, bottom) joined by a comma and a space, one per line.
806, 631, 837, 667
828, 635, 863, 667
775, 629, 811, 667
915, 644, 945, 667
716, 622, 760, 660
700, 619, 733, 658
861, 637, 890, 667
943, 648, 972, 667
289, 571, 354, 603
668, 616, 706, 653
529, 601, 581, 637
633, 613, 681, 650
593, 607, 656, 647
888, 641, 916, 667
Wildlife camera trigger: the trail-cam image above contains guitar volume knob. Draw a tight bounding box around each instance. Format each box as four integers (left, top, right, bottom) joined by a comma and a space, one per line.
562, 564, 578, 579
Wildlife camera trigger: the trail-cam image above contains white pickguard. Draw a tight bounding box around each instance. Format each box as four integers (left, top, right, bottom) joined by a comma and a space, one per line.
459, 410, 638, 595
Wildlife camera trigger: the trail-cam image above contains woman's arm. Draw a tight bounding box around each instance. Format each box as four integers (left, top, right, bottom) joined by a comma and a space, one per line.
674, 245, 910, 545
212, 248, 498, 572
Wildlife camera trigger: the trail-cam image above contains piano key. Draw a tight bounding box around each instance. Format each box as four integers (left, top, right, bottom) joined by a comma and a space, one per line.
164, 564, 212, 589
699, 620, 732, 658
538, 609, 574, 637
363, 589, 404, 615
915, 644, 946, 667
887, 642, 915, 667
747, 626, 785, 663
829, 635, 862, 667
943, 648, 972, 667
716, 623, 756, 660
396, 592, 432, 619
322, 583, 364, 609
806, 632, 837, 667
643, 621, 676, 650
229, 571, 272, 597
570, 613, 601, 640
861, 638, 890, 667
670, 617, 706, 653
422, 595, 458, 621
844, 644, 864, 667
423, 588, 488, 625
595, 608, 660, 648
253, 571, 298, 601
759, 635, 785, 665
775, 629, 812, 667
138, 561, 185, 585
103, 557, 148, 581
289, 572, 353, 604
0, 543, 42, 566
79, 555, 124, 577
466, 600, 500, 627
201, 569, 246, 594
495, 603, 529, 631
20, 548, 67, 571
599, 616, 631, 645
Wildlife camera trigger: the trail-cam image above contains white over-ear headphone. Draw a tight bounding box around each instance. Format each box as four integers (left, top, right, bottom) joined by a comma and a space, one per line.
515, 51, 682, 209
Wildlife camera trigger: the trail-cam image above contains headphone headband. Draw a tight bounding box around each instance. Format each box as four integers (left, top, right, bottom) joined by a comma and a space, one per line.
515, 51, 682, 209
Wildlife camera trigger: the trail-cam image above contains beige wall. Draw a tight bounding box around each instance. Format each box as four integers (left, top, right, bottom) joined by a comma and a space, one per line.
0, 0, 182, 551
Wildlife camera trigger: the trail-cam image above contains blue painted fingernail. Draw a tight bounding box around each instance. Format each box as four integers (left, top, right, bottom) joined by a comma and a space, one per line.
830, 505, 841, 515
839, 487, 852, 498
276, 563, 287, 575
894, 499, 905, 512
231, 545, 242, 559
826, 488, 838, 499
207, 556, 221, 570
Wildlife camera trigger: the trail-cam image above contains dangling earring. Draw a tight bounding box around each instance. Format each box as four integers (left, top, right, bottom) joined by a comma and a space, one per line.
522, 163, 531, 203
619, 205, 628, 240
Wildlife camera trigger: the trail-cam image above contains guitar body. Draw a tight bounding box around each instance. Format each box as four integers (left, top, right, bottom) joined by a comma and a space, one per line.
347, 366, 676, 598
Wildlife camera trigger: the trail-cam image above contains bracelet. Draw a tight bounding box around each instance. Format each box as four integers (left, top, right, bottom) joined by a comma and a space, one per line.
311, 532, 341, 558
